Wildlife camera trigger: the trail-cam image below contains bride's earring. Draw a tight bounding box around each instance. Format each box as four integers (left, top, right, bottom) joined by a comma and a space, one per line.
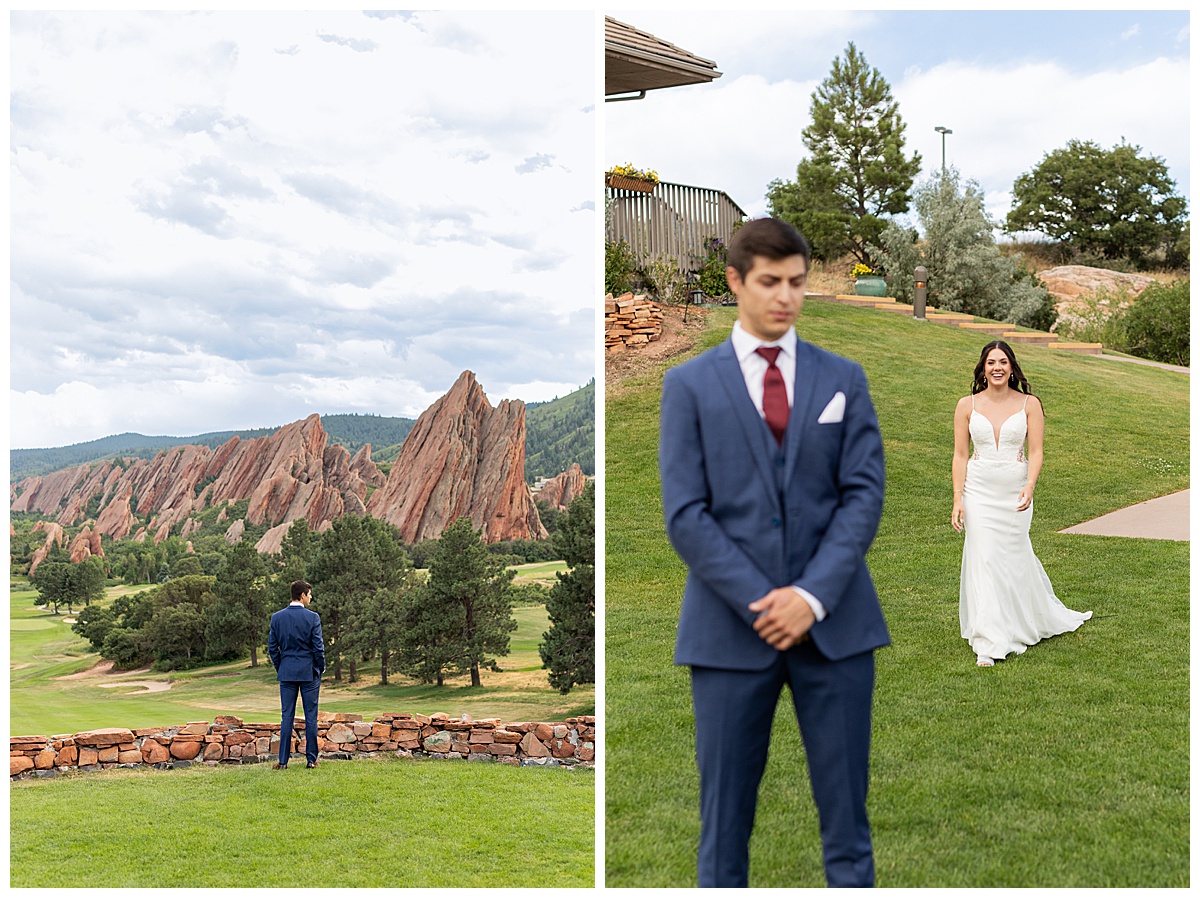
1009, 373, 1017, 387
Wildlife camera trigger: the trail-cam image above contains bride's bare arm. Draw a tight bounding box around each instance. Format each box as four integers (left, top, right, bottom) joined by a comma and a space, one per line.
951, 396, 971, 531
1018, 396, 1045, 511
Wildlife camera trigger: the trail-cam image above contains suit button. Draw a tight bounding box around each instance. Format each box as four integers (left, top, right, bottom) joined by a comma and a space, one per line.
772, 517, 782, 527
776, 457, 785, 467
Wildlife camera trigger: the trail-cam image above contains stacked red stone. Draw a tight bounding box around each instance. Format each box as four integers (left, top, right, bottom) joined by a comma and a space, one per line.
605, 293, 664, 352
10, 713, 597, 778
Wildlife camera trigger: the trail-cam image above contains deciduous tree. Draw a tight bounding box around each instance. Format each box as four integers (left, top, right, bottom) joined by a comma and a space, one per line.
767, 42, 921, 263
1006, 139, 1188, 269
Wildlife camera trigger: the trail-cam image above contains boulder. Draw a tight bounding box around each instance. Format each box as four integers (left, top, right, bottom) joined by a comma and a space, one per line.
75, 728, 135, 747
170, 740, 202, 761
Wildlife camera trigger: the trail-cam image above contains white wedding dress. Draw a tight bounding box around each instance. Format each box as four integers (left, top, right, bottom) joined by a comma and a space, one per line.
960, 398, 1091, 661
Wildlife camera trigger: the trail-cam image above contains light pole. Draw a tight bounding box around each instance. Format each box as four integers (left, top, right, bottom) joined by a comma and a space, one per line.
934, 125, 952, 173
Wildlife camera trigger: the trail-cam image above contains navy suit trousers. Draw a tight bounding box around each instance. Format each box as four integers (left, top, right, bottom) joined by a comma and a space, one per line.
279, 678, 321, 766
691, 643, 876, 888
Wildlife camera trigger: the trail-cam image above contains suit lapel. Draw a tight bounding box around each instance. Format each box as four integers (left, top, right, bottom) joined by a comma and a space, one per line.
784, 337, 820, 488
713, 339, 780, 503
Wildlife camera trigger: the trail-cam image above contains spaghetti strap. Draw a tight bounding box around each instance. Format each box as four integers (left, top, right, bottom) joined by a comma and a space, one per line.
1022, 395, 1028, 411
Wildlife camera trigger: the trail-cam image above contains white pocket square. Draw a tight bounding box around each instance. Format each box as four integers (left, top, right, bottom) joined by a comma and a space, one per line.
817, 391, 845, 424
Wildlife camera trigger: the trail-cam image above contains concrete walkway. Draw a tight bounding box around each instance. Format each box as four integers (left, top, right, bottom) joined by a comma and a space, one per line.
1059, 489, 1189, 541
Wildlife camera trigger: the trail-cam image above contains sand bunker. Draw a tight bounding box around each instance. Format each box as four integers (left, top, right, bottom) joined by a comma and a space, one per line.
97, 681, 172, 694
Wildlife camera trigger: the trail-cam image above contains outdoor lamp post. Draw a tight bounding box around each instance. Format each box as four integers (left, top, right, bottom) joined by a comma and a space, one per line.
934, 126, 952, 172
913, 266, 928, 320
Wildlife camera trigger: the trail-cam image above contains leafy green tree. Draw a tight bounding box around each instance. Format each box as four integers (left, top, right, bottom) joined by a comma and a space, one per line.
69, 557, 106, 612
101, 626, 151, 669
766, 42, 921, 263
141, 574, 217, 669
31, 561, 69, 614
206, 541, 270, 666
31, 557, 105, 615
73, 603, 118, 651
1006, 139, 1188, 269
425, 517, 517, 687
145, 603, 209, 669
539, 482, 595, 694
171, 554, 204, 578
872, 167, 1052, 327
1125, 279, 1189, 366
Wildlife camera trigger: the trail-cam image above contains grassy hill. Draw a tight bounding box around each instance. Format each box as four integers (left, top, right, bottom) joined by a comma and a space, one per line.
605, 301, 1188, 887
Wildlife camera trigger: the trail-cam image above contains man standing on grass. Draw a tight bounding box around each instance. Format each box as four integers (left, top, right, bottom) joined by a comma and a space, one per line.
268, 579, 325, 769
659, 217, 888, 887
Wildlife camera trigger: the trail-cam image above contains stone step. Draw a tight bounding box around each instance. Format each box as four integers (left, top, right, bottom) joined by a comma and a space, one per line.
1048, 342, 1104, 355
926, 311, 975, 322
1001, 332, 1057, 345
957, 322, 1008, 334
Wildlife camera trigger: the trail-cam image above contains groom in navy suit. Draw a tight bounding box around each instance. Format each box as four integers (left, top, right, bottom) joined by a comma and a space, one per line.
659, 218, 888, 887
268, 579, 326, 769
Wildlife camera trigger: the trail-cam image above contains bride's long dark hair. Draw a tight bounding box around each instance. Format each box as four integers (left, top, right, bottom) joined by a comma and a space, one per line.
971, 340, 1034, 398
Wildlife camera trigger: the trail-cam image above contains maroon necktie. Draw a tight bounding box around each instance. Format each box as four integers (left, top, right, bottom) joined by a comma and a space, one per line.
755, 346, 789, 445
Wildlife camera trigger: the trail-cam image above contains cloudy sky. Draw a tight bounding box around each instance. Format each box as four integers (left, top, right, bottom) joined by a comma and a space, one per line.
10, 10, 596, 450
607, 9, 1189, 230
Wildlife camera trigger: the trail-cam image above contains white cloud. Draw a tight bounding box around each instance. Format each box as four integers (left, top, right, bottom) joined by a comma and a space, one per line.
10, 10, 596, 449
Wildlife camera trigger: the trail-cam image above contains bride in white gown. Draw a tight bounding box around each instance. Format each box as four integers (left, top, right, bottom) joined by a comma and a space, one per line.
951, 341, 1091, 667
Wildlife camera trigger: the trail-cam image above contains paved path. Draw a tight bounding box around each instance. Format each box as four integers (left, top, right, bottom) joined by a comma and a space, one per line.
1059, 489, 1189, 541
1097, 353, 1190, 375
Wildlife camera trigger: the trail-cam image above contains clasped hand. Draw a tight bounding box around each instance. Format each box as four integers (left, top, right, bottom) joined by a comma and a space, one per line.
749, 587, 814, 651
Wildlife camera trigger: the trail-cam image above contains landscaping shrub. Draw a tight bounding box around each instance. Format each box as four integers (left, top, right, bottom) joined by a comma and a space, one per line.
1125, 279, 1189, 366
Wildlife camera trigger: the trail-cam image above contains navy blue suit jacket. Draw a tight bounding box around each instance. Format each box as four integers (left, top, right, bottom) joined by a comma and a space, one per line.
268, 604, 326, 682
660, 334, 889, 668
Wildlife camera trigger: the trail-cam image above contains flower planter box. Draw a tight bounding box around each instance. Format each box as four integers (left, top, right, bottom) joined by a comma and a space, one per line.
854, 276, 888, 297
605, 173, 657, 193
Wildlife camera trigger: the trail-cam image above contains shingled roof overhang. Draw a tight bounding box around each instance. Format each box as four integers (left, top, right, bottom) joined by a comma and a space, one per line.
605, 16, 721, 99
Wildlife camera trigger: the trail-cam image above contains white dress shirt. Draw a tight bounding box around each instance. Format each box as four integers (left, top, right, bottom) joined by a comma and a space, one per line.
730, 320, 827, 622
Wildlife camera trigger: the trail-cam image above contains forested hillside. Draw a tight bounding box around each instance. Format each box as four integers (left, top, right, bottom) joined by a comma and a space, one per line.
525, 379, 595, 481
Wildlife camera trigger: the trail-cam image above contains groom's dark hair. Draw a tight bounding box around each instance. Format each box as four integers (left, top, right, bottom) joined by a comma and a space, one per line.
290, 580, 312, 602
727, 217, 811, 278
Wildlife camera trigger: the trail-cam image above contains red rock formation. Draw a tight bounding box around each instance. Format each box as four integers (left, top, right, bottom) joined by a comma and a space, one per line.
11, 372, 557, 561
68, 525, 102, 564
366, 371, 547, 543
535, 463, 588, 511
27, 522, 66, 575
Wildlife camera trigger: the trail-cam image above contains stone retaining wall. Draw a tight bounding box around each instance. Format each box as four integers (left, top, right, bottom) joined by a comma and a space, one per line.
10, 712, 596, 780
605, 292, 664, 351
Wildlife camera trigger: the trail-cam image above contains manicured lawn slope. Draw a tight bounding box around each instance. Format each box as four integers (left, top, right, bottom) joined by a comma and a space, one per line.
11, 758, 594, 887
12, 581, 592, 735
605, 302, 1188, 887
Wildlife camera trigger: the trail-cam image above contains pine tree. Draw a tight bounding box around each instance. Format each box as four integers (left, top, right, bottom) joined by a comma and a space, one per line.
424, 517, 517, 688
539, 482, 594, 694
766, 42, 921, 263
206, 540, 270, 666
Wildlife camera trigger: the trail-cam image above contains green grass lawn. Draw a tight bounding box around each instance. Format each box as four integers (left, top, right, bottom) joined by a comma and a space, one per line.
12, 580, 592, 735
11, 756, 595, 887
605, 302, 1188, 887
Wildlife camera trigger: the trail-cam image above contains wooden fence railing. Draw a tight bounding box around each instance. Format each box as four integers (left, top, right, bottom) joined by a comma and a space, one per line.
605, 180, 746, 273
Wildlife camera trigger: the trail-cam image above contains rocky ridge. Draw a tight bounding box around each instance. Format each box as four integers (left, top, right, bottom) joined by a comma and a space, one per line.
12, 371, 554, 565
